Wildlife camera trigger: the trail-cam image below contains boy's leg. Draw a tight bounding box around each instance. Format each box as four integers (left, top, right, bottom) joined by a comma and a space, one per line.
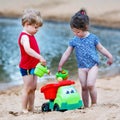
78, 68, 89, 107
87, 65, 98, 106
22, 75, 35, 113
28, 75, 37, 111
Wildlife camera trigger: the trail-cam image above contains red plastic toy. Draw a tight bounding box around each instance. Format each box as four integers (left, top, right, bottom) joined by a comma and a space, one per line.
41, 80, 75, 100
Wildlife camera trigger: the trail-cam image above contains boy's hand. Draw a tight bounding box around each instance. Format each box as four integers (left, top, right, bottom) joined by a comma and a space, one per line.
39, 56, 46, 66
41, 61, 46, 66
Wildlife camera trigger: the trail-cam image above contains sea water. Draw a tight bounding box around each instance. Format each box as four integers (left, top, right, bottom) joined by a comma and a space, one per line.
0, 18, 120, 90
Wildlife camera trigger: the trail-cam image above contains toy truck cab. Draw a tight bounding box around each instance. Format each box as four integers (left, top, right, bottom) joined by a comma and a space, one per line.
53, 85, 83, 111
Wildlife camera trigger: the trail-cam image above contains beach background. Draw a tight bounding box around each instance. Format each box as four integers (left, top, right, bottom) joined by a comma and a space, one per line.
0, 0, 120, 120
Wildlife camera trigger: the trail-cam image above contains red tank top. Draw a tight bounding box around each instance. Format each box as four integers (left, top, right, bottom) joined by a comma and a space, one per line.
18, 32, 40, 69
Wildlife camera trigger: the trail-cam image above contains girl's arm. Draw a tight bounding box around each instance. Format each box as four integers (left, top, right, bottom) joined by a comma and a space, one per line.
96, 43, 113, 65
58, 46, 73, 71
21, 35, 46, 65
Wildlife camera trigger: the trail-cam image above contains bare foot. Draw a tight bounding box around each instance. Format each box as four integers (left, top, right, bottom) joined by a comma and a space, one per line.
9, 110, 29, 116
91, 104, 97, 107
22, 109, 29, 113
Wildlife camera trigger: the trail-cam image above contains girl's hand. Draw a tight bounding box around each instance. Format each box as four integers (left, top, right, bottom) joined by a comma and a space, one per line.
107, 57, 113, 65
58, 66, 62, 72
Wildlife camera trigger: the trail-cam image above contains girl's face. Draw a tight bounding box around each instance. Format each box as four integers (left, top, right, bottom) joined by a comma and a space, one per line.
72, 28, 87, 38
24, 23, 40, 35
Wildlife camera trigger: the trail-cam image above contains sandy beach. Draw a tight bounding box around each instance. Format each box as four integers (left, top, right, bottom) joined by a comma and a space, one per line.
0, 76, 120, 120
0, 0, 120, 120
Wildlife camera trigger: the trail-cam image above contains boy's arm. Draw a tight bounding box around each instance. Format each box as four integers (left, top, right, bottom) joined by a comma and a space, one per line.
96, 43, 113, 65
58, 46, 73, 71
21, 35, 46, 65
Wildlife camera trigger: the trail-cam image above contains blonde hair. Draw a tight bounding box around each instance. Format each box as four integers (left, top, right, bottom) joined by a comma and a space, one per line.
22, 8, 43, 27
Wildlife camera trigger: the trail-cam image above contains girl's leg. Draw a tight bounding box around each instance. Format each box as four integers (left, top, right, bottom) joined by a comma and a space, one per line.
28, 75, 37, 111
22, 75, 35, 113
78, 68, 89, 107
87, 65, 98, 106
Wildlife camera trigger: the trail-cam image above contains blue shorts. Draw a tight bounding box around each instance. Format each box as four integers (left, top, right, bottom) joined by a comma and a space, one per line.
20, 68, 35, 76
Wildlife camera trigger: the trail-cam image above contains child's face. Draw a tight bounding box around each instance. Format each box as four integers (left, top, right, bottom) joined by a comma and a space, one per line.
25, 23, 40, 35
72, 28, 86, 38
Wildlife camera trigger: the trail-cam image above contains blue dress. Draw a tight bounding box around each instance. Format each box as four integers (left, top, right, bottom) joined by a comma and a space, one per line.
69, 33, 99, 68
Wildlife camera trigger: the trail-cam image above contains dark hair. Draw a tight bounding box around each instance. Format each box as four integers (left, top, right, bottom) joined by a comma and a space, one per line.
70, 9, 89, 31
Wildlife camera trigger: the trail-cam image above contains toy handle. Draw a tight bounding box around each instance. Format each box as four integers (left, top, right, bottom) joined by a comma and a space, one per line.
37, 63, 50, 74
59, 69, 66, 74
40, 62, 46, 67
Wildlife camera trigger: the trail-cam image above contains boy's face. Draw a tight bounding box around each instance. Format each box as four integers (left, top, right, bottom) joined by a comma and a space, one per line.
72, 28, 86, 38
25, 23, 40, 35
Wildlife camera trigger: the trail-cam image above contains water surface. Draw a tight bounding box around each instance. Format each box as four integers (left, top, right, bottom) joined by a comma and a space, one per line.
0, 18, 120, 89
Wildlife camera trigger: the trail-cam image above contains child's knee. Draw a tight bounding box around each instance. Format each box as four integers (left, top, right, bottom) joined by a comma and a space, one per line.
27, 89, 32, 94
87, 84, 94, 90
25, 87, 34, 94
32, 87, 36, 92
82, 86, 88, 91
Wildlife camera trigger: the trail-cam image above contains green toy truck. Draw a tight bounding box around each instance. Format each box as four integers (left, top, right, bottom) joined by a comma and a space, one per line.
41, 80, 83, 112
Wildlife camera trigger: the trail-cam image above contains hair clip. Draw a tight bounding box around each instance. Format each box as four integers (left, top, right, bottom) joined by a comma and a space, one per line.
80, 9, 86, 15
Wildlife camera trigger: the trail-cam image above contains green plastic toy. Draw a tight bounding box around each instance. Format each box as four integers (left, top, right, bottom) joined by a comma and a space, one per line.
56, 69, 69, 81
53, 86, 83, 111
34, 63, 50, 77
41, 80, 84, 112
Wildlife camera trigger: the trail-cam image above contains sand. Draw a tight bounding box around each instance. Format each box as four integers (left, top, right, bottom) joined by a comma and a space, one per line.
0, 76, 120, 120
0, 0, 120, 120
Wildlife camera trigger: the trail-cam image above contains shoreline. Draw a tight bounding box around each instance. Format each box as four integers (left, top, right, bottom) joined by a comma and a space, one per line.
1, 16, 120, 31
0, 73, 119, 92
0, 0, 120, 29
0, 14, 120, 29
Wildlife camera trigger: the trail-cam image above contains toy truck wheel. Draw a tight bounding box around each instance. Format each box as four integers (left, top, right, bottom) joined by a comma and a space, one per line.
41, 102, 51, 112
53, 103, 60, 111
